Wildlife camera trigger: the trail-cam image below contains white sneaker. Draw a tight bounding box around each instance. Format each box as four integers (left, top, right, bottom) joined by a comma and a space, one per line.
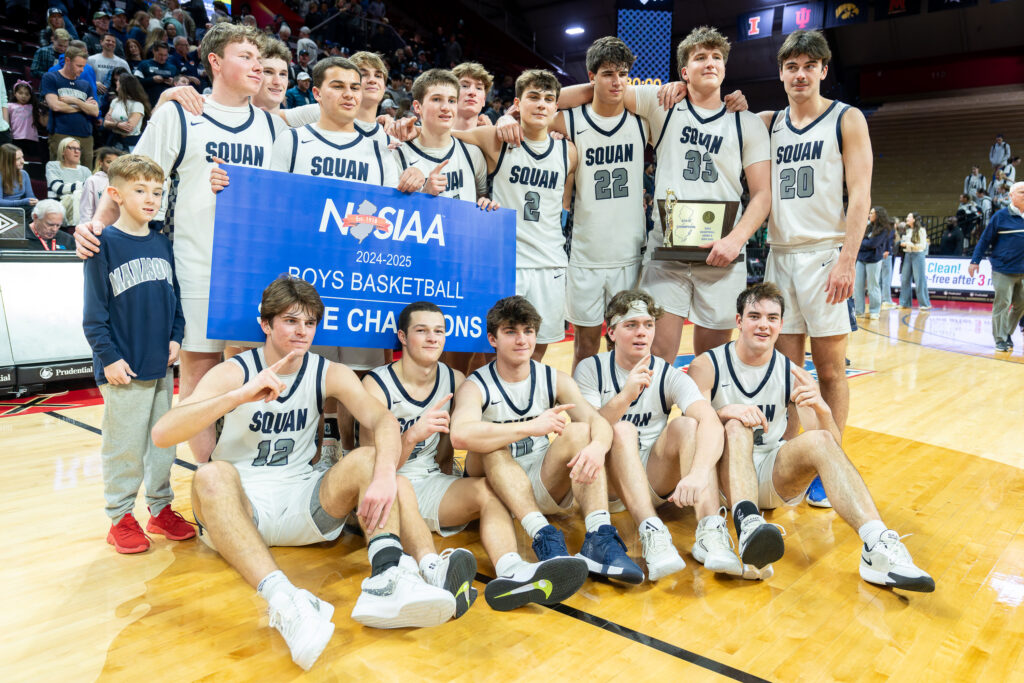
351, 555, 457, 628
314, 442, 339, 472
420, 548, 478, 619
639, 524, 687, 581
295, 588, 335, 623
268, 590, 335, 671
738, 514, 786, 569
860, 530, 935, 592
692, 515, 743, 576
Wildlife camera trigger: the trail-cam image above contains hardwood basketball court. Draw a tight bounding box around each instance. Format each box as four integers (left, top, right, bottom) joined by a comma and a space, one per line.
5, 304, 1023, 681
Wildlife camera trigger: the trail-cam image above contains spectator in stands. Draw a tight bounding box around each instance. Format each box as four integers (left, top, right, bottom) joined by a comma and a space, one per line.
0, 143, 37, 208
1002, 156, 1019, 184
855, 207, 890, 320
381, 98, 398, 117
42, 46, 99, 167
976, 188, 993, 227
970, 183, 1024, 352
149, 4, 170, 31
964, 165, 986, 198
368, 0, 386, 20
78, 147, 122, 223
103, 74, 150, 151
989, 169, 1010, 197
278, 24, 295, 50
39, 8, 78, 45
45, 137, 91, 217
989, 134, 1011, 179
445, 34, 463, 67
32, 28, 71, 79
286, 72, 315, 108
483, 98, 501, 124
956, 192, 981, 243
85, 11, 126, 57
128, 12, 150, 44
289, 51, 315, 87
109, 9, 130, 45
939, 217, 963, 257
125, 39, 144, 71
173, 9, 195, 42
899, 212, 931, 310
89, 34, 131, 98
878, 213, 897, 308
136, 43, 180, 104
163, 21, 179, 43
144, 27, 169, 58
8, 81, 45, 160
993, 183, 1011, 210
0, 73, 8, 147
170, 37, 204, 89
161, 6, 187, 39
23, 200, 74, 250
297, 27, 319, 63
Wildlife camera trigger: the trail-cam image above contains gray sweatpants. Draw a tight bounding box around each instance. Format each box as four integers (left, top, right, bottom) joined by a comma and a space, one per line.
99, 370, 176, 522
992, 271, 1024, 343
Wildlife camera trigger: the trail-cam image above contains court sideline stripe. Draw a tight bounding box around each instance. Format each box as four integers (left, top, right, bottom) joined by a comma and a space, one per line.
44, 411, 198, 471
855, 313, 1022, 365
473, 572, 769, 682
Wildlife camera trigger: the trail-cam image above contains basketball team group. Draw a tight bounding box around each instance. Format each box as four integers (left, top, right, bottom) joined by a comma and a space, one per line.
73, 21, 934, 670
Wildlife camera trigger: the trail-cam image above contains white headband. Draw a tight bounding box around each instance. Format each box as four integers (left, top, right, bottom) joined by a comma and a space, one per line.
610, 300, 651, 328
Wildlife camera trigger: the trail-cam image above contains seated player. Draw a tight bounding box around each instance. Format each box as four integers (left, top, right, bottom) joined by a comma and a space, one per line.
363, 302, 589, 611
151, 276, 474, 670
450, 296, 645, 584
686, 282, 935, 591
573, 289, 741, 577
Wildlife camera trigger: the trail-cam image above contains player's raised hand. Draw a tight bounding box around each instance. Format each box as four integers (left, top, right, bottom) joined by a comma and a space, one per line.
670, 469, 711, 508
424, 159, 450, 196
724, 90, 748, 112
657, 81, 687, 110
396, 164, 426, 193
476, 197, 500, 211
824, 259, 855, 305
376, 113, 395, 129
74, 218, 106, 258
530, 404, 574, 436
104, 359, 136, 385
790, 365, 830, 414
623, 354, 653, 401
406, 393, 454, 444
495, 108, 522, 146
567, 442, 605, 484
359, 474, 397, 530
238, 350, 294, 404
209, 156, 229, 194
388, 115, 420, 142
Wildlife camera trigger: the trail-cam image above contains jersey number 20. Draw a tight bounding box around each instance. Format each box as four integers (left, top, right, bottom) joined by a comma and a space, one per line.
779, 166, 814, 199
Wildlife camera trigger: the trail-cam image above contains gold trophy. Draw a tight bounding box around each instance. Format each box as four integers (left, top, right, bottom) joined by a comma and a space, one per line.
653, 190, 742, 263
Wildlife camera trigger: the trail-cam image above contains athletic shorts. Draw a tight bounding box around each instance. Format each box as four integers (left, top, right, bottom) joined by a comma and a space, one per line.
519, 448, 573, 515
408, 471, 468, 537
565, 263, 641, 327
765, 248, 853, 337
181, 297, 227, 353
516, 267, 567, 344
639, 259, 746, 330
196, 469, 346, 550
310, 345, 387, 372
753, 441, 804, 510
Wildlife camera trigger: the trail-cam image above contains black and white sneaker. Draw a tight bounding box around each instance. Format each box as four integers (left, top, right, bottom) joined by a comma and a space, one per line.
422, 548, 478, 618
484, 556, 588, 611
860, 530, 935, 592
738, 514, 786, 569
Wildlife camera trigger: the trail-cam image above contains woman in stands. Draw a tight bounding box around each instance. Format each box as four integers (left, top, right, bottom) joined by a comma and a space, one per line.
103, 74, 150, 152
878, 209, 897, 308
0, 143, 38, 209
854, 207, 890, 319
899, 212, 932, 310
125, 40, 144, 72
44, 137, 91, 222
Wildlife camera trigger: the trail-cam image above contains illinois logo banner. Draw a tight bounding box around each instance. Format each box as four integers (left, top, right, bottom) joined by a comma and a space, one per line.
208, 165, 517, 352
736, 8, 776, 41
825, 0, 869, 26
782, 1, 825, 33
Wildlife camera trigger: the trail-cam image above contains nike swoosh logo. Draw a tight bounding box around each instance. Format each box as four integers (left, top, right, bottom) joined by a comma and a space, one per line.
490, 400, 502, 405
189, 121, 202, 126
553, 274, 563, 279
576, 129, 588, 136
300, 139, 313, 144
862, 555, 872, 566
455, 581, 470, 600
495, 579, 553, 600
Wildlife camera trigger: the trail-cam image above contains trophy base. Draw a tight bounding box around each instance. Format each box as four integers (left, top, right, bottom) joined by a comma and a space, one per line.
652, 247, 745, 264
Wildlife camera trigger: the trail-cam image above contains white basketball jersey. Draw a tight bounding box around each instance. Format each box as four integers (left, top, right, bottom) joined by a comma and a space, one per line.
212, 348, 327, 480
395, 138, 487, 202
706, 343, 791, 450
274, 123, 393, 186
366, 362, 456, 478
468, 360, 556, 460
356, 118, 392, 148
565, 105, 647, 267
134, 100, 279, 297
767, 101, 850, 251
490, 137, 569, 269
648, 100, 762, 251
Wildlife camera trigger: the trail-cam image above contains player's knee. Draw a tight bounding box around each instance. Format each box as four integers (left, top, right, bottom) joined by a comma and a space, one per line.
814, 359, 845, 383
669, 415, 697, 440
804, 429, 839, 456
612, 419, 638, 446
723, 418, 751, 440
339, 446, 376, 479
192, 461, 239, 501
562, 421, 590, 449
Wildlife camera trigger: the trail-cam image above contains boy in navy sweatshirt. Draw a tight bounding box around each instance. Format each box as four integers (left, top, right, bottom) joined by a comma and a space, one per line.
83, 154, 194, 553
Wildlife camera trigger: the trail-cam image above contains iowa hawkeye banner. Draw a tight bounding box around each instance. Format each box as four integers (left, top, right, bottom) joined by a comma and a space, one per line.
209, 166, 517, 353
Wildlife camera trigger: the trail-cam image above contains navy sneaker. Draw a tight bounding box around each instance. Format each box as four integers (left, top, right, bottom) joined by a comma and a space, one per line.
532, 524, 571, 561
807, 475, 832, 508
575, 524, 645, 584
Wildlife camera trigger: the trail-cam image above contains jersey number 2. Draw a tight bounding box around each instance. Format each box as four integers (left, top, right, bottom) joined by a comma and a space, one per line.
252, 438, 294, 466
594, 168, 628, 199
523, 191, 540, 222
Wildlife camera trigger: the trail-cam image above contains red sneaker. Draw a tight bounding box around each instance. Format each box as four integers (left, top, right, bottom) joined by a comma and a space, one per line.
107, 513, 151, 554
147, 506, 197, 541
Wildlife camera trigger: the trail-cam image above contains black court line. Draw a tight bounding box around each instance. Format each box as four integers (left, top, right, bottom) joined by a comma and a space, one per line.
44, 411, 197, 471
473, 572, 770, 683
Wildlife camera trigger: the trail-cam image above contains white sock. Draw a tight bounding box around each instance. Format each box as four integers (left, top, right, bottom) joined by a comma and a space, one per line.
584, 509, 611, 534
495, 551, 526, 577
256, 570, 295, 605
639, 516, 666, 534
520, 511, 548, 539
858, 520, 887, 549
418, 552, 440, 575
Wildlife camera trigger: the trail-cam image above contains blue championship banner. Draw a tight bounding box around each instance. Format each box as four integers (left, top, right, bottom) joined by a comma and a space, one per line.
208, 165, 517, 352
